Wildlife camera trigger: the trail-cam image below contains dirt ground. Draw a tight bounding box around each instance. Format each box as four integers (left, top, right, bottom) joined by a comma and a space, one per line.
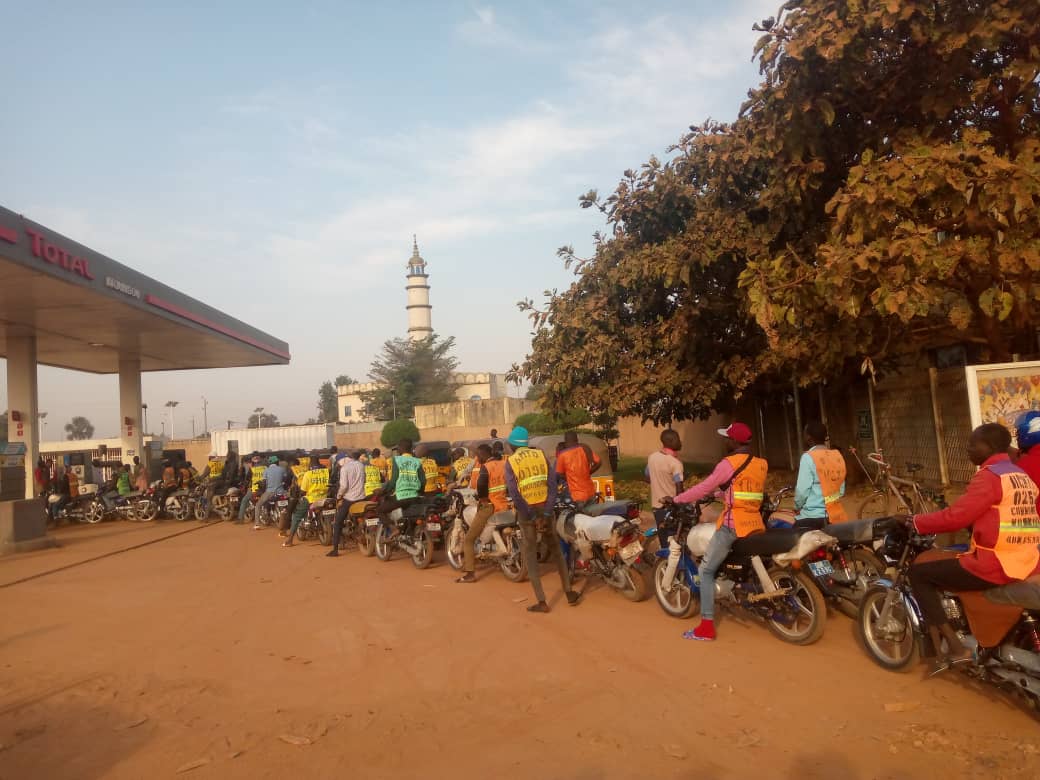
1, 520, 1038, 780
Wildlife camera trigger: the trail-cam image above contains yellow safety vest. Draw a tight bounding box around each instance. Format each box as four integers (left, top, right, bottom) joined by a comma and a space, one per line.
452, 456, 473, 479
364, 464, 383, 497
507, 448, 549, 506
208, 459, 224, 479
301, 468, 330, 504
809, 448, 848, 523
421, 457, 440, 493
250, 466, 266, 492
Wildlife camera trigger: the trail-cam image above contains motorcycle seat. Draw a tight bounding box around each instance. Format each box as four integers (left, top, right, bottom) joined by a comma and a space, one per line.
581, 501, 630, 517
402, 505, 428, 519
573, 513, 620, 542
822, 518, 875, 545
348, 502, 369, 516
984, 576, 1040, 612
729, 528, 805, 557
489, 510, 517, 526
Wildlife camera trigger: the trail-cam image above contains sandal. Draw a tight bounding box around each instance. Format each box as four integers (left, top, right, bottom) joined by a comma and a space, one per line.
455, 573, 476, 583
526, 602, 550, 613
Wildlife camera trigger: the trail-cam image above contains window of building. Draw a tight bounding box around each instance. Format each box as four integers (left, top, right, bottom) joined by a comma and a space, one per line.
343, 405, 352, 418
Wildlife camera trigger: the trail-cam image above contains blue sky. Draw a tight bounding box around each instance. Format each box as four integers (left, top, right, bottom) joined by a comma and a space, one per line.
0, 0, 775, 438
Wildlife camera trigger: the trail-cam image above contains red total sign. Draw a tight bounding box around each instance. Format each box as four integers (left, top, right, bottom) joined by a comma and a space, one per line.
24, 228, 94, 280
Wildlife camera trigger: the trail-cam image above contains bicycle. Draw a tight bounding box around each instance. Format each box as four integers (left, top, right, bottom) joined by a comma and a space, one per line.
848, 448, 948, 519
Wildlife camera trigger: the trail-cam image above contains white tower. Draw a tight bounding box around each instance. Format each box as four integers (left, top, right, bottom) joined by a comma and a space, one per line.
406, 236, 433, 341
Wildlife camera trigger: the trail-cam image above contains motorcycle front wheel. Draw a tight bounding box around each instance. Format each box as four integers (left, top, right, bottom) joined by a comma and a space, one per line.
375, 525, 394, 561
653, 558, 699, 618
858, 585, 919, 670
411, 528, 433, 569
193, 500, 209, 522
764, 568, 826, 645
136, 499, 158, 522
445, 524, 466, 570
171, 500, 190, 522
611, 563, 649, 602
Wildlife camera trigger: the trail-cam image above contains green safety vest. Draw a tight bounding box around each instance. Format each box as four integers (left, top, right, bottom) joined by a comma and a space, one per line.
394, 455, 422, 500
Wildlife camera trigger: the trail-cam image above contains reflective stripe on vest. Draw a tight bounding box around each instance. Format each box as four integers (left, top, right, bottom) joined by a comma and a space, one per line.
507, 448, 549, 506
484, 459, 509, 512
394, 455, 422, 500
808, 448, 848, 523
975, 462, 1040, 580
364, 465, 382, 496
421, 458, 440, 492
721, 454, 768, 538
453, 457, 473, 478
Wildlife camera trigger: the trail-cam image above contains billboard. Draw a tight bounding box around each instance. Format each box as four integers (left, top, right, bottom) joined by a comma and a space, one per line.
965, 360, 1040, 447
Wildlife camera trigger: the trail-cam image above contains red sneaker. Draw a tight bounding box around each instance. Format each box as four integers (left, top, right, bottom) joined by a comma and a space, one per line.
691, 619, 715, 641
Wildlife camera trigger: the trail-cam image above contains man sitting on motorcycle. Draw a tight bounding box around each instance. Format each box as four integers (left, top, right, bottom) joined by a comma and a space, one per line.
909, 423, 1040, 675
449, 448, 473, 484
116, 464, 133, 497
49, 468, 72, 522
666, 422, 768, 642
555, 431, 601, 509
284, 455, 330, 547
378, 439, 426, 522
158, 459, 179, 513
792, 421, 847, 529
254, 455, 287, 530
327, 450, 366, 556
456, 444, 508, 583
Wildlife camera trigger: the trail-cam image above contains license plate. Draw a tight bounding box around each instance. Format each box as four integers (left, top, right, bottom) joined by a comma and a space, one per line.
808, 560, 835, 577
620, 541, 643, 563
426, 522, 441, 531
322, 511, 336, 518
365, 518, 379, 527
277, 501, 288, 507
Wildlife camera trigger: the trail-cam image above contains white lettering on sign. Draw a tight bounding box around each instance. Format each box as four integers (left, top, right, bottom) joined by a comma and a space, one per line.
105, 276, 142, 299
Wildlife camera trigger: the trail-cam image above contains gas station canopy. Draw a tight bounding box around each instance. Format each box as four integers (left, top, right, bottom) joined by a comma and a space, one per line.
0, 205, 289, 372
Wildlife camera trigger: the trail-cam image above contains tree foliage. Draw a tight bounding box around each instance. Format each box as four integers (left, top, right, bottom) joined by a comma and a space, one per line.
516, 0, 1040, 423
64, 416, 95, 440
380, 418, 421, 449
360, 336, 459, 421
246, 412, 280, 428
317, 381, 338, 423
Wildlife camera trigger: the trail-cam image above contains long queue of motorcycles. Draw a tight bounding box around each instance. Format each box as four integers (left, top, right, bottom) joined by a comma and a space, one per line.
50, 474, 1040, 713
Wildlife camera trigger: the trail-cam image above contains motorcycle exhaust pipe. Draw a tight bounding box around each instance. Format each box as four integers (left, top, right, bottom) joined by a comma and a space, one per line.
661, 537, 683, 586
491, 529, 509, 558
751, 555, 778, 593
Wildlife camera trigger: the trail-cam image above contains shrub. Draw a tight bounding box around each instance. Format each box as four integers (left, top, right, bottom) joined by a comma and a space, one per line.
380, 419, 421, 449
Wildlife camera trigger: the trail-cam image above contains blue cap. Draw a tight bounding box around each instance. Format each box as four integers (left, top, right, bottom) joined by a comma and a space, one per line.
507, 426, 529, 447
1016, 410, 1040, 451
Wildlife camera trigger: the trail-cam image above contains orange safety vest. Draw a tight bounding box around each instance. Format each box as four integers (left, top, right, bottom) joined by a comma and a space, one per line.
809, 448, 848, 523
973, 462, 1040, 580
484, 459, 509, 512
421, 457, 440, 493
720, 454, 768, 538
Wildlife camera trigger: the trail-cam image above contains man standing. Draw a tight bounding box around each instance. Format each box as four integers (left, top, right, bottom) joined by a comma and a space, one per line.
555, 431, 601, 508
328, 450, 366, 557
116, 464, 133, 497
455, 444, 508, 583
49, 467, 72, 522
254, 455, 286, 530
645, 429, 685, 543
793, 421, 847, 529
504, 427, 580, 612
670, 422, 768, 641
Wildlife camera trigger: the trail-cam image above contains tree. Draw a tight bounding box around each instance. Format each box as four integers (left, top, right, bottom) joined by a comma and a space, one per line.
246, 412, 280, 428
524, 384, 546, 401
517, 0, 1040, 422
64, 416, 95, 440
335, 374, 355, 387
360, 336, 459, 420
317, 381, 338, 423
380, 418, 420, 449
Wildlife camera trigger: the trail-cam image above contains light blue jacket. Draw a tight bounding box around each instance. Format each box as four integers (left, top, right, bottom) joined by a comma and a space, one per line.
794, 447, 845, 519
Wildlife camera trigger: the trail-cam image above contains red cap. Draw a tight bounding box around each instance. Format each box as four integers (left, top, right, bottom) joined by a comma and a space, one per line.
717, 422, 753, 444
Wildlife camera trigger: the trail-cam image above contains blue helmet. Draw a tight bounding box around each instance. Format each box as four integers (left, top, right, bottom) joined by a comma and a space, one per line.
1016, 410, 1040, 452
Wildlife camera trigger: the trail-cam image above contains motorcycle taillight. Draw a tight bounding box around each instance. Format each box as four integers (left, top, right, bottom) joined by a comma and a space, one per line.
809, 548, 830, 561
626, 505, 640, 520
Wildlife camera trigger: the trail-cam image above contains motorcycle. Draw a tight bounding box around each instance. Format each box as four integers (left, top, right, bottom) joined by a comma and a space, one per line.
186, 483, 212, 522
803, 516, 894, 617
297, 498, 336, 544
210, 485, 241, 522
47, 486, 105, 524
373, 500, 434, 569
253, 482, 289, 528
858, 521, 1040, 709
335, 500, 380, 556
555, 498, 647, 601
443, 489, 526, 581
652, 498, 830, 645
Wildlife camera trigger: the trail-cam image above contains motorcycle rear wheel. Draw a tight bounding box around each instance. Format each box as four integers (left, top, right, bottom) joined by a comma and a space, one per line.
764, 568, 826, 645
171, 500, 190, 522
193, 500, 209, 522
858, 585, 919, 671
411, 529, 434, 569
834, 548, 886, 618
653, 558, 699, 618
359, 528, 376, 557
375, 525, 394, 561
611, 564, 649, 602
445, 525, 466, 570
500, 535, 527, 582
86, 501, 105, 524
318, 517, 331, 546
136, 499, 158, 522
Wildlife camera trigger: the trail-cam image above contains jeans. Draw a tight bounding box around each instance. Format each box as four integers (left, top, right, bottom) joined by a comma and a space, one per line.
289, 500, 318, 537
463, 501, 495, 573
254, 490, 277, 525
331, 499, 357, 549
49, 495, 69, 521
238, 492, 254, 521
699, 525, 737, 621
518, 502, 570, 604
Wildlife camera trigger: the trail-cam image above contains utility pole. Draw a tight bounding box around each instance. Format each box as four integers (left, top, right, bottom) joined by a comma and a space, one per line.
191, 417, 196, 438
201, 396, 208, 433
254, 407, 264, 430
165, 400, 179, 439
142, 403, 148, 435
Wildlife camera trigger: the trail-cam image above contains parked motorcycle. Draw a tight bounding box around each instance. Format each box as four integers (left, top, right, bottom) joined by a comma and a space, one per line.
335, 500, 380, 556
254, 482, 288, 528
210, 485, 241, 522
652, 498, 829, 645
375, 502, 435, 569
443, 489, 526, 581
804, 517, 893, 617
858, 521, 1040, 709
555, 498, 647, 601
187, 483, 212, 522
297, 498, 335, 543
47, 488, 105, 524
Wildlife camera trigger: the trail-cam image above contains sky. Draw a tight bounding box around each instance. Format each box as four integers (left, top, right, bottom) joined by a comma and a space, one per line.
0, 0, 776, 440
